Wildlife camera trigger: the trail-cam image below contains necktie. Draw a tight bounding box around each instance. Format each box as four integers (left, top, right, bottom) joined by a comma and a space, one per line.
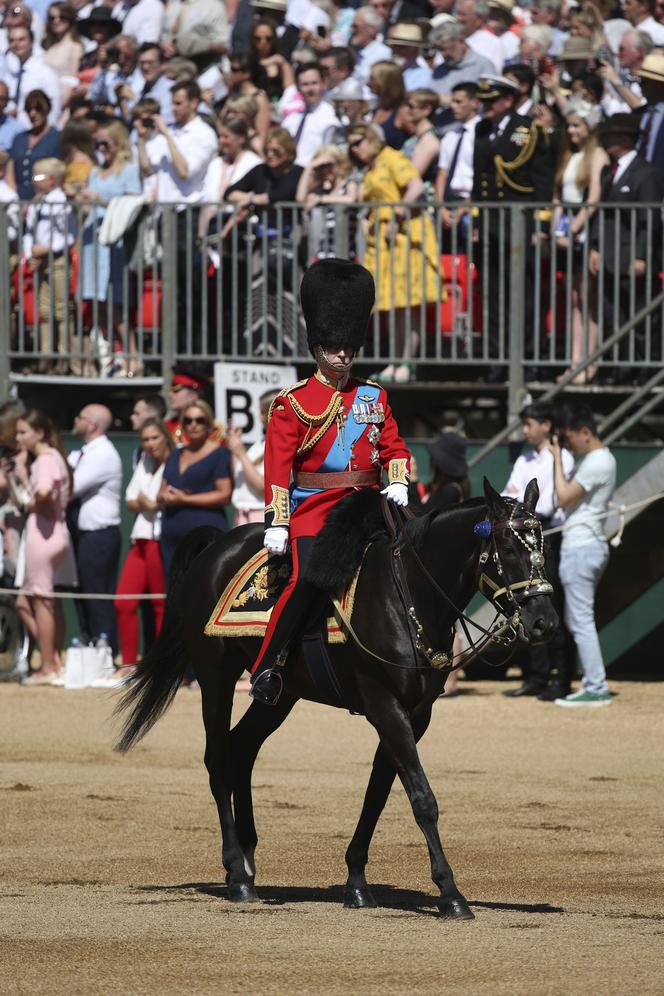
444, 127, 465, 201
140, 78, 154, 100
293, 107, 310, 146
638, 108, 652, 159
15, 61, 24, 106
602, 161, 619, 199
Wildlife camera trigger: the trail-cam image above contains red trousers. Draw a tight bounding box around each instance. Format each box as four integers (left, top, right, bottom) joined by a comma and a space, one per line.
115, 539, 165, 665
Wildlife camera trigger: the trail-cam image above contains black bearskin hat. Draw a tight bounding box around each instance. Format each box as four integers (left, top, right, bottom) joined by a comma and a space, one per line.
301, 259, 375, 354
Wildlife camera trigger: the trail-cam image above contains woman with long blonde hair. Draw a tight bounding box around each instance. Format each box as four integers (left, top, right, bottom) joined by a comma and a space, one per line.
553, 103, 608, 383
77, 119, 142, 376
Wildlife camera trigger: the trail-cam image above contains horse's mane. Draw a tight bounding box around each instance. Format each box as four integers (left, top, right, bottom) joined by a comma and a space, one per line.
404, 496, 487, 551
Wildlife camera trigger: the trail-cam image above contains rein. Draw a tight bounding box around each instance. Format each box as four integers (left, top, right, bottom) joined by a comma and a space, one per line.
385, 501, 516, 673
373, 499, 552, 674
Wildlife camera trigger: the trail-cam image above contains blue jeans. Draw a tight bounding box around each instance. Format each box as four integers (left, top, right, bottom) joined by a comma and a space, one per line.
559, 540, 609, 695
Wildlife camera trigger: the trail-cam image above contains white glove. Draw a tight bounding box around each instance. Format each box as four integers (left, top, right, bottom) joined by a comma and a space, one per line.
264, 526, 289, 555
381, 483, 408, 507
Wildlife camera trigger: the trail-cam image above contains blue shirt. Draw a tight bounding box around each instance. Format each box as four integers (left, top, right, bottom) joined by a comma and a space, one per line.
161, 445, 232, 539
0, 113, 25, 153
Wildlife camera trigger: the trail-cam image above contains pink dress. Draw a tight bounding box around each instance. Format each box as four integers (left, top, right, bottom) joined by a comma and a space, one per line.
24, 449, 74, 596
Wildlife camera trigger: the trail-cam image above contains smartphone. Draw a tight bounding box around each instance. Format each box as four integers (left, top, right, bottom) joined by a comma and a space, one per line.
316, 25, 327, 37
595, 44, 617, 68
540, 56, 556, 76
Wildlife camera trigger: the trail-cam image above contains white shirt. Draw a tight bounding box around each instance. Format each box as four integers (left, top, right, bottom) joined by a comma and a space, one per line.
636, 15, 664, 45
124, 72, 175, 125
162, 0, 229, 47
0, 178, 19, 241
232, 439, 265, 511
23, 188, 75, 259
146, 115, 218, 203
351, 36, 392, 85
202, 150, 263, 202
283, 99, 339, 166
561, 447, 616, 551
612, 148, 637, 186
499, 29, 520, 63
503, 445, 575, 526
114, 0, 165, 44
1, 51, 61, 126
125, 455, 165, 540
466, 28, 504, 74
68, 435, 123, 531
438, 115, 481, 200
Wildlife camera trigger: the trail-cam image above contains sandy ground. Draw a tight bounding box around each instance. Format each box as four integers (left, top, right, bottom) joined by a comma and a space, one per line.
1, 678, 663, 996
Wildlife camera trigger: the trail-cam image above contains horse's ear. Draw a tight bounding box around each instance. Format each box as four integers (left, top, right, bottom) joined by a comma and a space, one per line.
524, 478, 540, 513
483, 477, 504, 514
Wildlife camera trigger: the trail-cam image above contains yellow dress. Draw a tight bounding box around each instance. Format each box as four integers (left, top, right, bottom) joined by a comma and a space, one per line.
362, 146, 441, 312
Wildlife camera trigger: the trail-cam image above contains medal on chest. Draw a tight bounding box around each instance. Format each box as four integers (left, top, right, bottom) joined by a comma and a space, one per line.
352, 398, 385, 424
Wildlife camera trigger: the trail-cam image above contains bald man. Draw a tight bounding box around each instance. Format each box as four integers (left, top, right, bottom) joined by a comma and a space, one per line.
68, 404, 123, 657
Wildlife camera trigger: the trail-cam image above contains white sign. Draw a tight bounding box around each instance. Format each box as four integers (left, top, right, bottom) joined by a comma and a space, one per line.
214, 362, 298, 444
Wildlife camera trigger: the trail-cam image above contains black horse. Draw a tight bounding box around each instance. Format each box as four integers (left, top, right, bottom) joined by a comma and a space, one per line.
117, 479, 557, 920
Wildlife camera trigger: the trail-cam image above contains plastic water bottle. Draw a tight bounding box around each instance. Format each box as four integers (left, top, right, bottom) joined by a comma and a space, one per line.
96, 633, 114, 674
65, 637, 84, 689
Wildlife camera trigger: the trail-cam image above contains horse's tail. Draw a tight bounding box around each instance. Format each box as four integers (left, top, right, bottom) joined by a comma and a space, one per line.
115, 526, 222, 753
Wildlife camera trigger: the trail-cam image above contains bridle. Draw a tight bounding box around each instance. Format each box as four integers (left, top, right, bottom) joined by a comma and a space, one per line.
476, 510, 554, 615
382, 499, 553, 674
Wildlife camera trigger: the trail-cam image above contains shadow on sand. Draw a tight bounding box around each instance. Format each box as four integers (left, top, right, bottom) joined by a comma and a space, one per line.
134, 882, 565, 916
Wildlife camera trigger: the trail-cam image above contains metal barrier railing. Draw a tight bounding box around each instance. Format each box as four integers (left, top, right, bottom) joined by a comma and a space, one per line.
1, 199, 662, 395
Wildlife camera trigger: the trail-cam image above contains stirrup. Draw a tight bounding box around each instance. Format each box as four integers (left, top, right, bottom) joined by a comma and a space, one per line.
249, 668, 283, 706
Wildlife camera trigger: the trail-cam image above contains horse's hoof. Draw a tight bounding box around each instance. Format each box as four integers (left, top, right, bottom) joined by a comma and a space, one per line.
438, 898, 475, 920
228, 882, 259, 903
343, 886, 378, 909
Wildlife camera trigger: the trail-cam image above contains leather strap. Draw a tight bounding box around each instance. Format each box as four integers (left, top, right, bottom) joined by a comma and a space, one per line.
295, 469, 380, 489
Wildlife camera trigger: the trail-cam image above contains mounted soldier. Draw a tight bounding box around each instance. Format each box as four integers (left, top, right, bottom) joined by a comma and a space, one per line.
250, 258, 411, 705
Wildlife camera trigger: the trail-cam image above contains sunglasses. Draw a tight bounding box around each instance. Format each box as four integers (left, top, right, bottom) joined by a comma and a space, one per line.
348, 138, 364, 150
266, 146, 284, 155
182, 416, 209, 426
48, 13, 70, 21
96, 140, 110, 149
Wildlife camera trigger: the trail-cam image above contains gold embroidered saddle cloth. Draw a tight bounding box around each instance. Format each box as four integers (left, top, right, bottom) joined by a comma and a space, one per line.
204, 547, 360, 642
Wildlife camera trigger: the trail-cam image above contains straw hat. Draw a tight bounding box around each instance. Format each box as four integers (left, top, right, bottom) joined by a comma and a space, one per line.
487, 0, 516, 22
386, 22, 426, 47
636, 51, 664, 83
558, 36, 594, 61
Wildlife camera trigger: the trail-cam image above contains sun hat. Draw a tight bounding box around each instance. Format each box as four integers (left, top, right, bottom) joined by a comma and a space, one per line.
636, 51, 664, 83
386, 22, 427, 47
425, 431, 468, 479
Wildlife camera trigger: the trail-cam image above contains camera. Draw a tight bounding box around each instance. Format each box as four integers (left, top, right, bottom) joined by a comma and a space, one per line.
141, 116, 155, 128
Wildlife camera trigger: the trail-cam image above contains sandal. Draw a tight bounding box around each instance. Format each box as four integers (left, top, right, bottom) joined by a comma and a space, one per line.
22, 671, 58, 686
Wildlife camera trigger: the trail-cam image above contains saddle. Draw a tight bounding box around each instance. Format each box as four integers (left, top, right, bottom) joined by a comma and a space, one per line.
203, 545, 358, 644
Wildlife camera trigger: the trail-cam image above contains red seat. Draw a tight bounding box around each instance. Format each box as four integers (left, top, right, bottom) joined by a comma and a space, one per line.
135, 272, 162, 330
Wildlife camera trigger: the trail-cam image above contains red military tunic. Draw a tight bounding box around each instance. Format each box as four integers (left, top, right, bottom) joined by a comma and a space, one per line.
264, 371, 410, 538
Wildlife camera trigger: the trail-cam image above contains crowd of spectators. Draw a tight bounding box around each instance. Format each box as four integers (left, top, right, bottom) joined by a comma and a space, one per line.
0, 371, 262, 683
1, 0, 664, 381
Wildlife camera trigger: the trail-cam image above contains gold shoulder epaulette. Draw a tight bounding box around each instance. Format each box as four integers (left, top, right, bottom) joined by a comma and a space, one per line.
267, 378, 308, 422
358, 377, 382, 388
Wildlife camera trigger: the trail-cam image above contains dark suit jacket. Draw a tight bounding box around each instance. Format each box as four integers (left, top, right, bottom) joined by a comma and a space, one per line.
639, 102, 664, 176
590, 155, 664, 274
